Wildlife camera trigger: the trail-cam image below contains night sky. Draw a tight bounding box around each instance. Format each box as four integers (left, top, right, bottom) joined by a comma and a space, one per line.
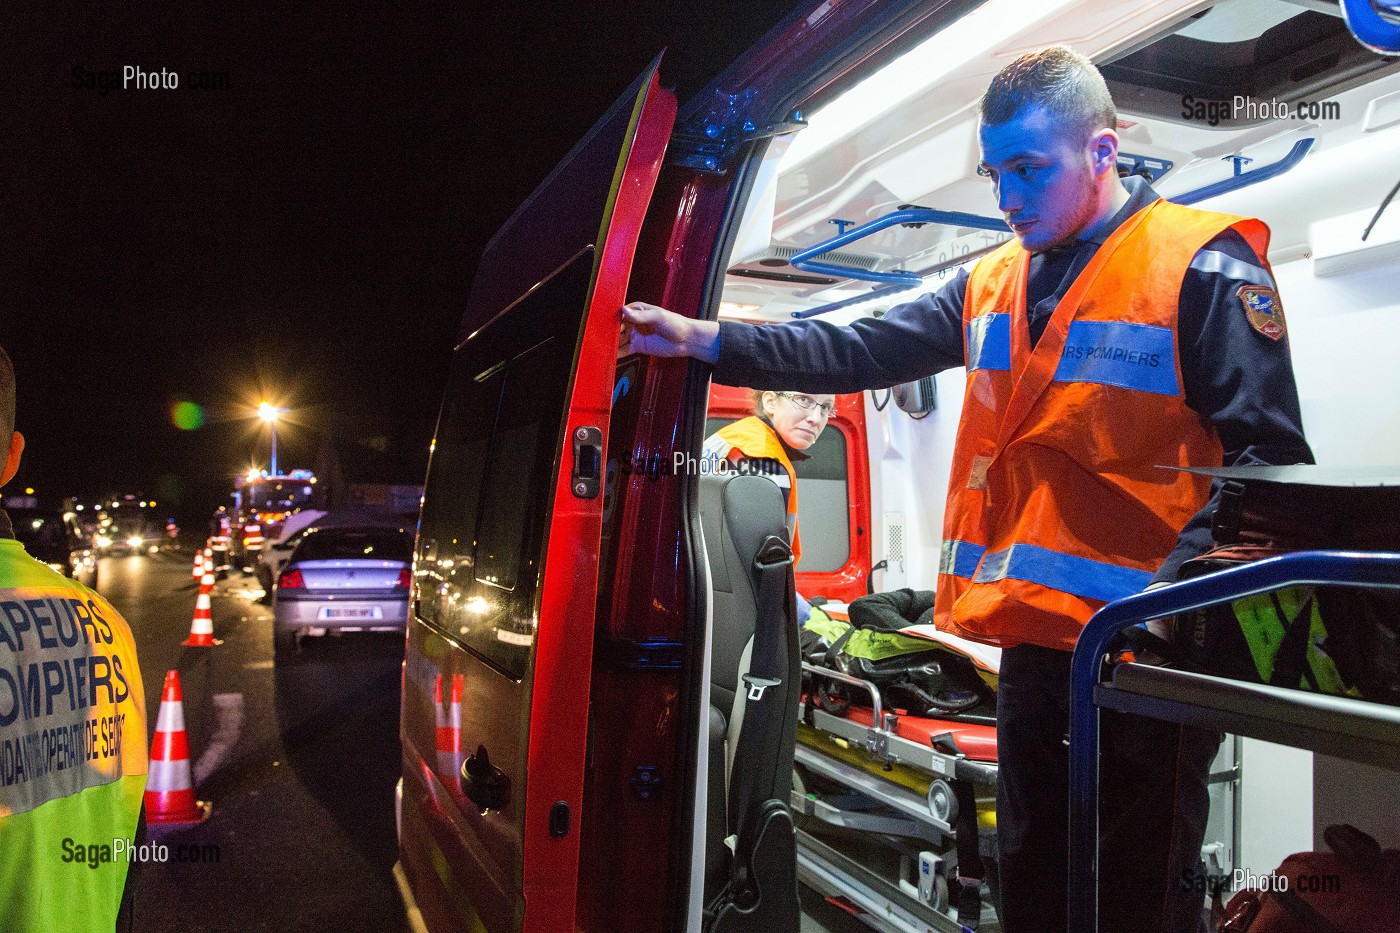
3, 1, 800, 523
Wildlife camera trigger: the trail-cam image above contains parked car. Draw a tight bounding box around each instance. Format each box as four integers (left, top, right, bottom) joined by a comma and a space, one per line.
7, 502, 98, 589
255, 508, 327, 598
271, 524, 413, 654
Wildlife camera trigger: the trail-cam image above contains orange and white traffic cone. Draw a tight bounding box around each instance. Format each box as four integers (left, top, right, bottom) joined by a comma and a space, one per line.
435, 673, 465, 783
192, 550, 205, 581
183, 588, 222, 647
200, 568, 215, 595
144, 670, 211, 824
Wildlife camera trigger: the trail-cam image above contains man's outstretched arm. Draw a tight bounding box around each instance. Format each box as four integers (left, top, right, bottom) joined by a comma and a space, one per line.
621, 269, 970, 393
621, 301, 721, 363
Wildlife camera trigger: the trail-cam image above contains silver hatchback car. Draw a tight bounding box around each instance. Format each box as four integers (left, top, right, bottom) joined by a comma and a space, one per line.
271, 524, 413, 653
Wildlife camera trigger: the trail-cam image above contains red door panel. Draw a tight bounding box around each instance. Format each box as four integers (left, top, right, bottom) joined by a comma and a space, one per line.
402, 59, 676, 933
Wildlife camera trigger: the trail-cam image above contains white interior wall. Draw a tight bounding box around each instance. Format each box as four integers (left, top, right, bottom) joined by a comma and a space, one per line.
1238, 740, 1314, 875
1267, 256, 1400, 855
863, 368, 966, 592
1275, 257, 1400, 465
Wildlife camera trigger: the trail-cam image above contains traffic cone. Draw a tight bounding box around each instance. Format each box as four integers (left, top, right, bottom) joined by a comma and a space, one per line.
144, 670, 211, 824
192, 550, 205, 580
435, 673, 465, 783
199, 569, 215, 595
183, 589, 222, 647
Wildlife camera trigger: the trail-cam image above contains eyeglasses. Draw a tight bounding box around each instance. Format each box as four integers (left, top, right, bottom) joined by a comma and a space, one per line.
777, 393, 836, 417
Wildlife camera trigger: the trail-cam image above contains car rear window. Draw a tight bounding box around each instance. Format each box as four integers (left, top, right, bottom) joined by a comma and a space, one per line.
294, 528, 410, 562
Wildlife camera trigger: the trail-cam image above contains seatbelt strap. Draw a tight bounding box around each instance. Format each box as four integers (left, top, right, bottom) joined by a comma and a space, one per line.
709, 534, 801, 933
952, 777, 984, 929
728, 534, 796, 839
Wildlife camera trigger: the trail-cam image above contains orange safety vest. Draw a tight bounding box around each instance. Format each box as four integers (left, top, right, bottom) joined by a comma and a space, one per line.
704, 416, 802, 563
936, 199, 1271, 651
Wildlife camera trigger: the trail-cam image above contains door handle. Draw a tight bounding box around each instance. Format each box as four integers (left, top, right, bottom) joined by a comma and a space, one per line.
571, 426, 602, 498
461, 744, 510, 813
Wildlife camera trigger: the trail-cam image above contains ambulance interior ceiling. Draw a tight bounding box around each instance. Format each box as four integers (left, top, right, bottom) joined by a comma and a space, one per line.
720, 0, 1400, 325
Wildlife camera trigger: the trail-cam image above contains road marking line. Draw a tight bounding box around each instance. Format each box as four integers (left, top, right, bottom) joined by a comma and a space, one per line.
193, 692, 245, 784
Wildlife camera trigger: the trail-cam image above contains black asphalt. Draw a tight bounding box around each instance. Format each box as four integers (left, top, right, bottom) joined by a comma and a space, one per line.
99, 548, 884, 933
97, 548, 408, 933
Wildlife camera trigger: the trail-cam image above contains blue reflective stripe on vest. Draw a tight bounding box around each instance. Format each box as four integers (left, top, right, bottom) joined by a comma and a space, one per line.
967, 313, 1010, 372
972, 542, 1153, 603
1054, 320, 1179, 396
939, 539, 985, 578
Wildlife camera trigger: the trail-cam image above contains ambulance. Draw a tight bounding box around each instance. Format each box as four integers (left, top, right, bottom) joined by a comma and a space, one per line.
395, 1, 1400, 930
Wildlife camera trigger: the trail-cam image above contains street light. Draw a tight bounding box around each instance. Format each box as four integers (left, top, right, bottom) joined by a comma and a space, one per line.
258, 402, 289, 476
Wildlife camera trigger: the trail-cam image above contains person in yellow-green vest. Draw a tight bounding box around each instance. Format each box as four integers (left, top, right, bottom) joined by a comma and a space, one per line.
703, 389, 835, 567
0, 344, 148, 932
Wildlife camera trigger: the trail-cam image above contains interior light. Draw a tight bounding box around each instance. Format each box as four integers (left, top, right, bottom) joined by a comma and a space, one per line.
780, 0, 1080, 172
719, 301, 762, 316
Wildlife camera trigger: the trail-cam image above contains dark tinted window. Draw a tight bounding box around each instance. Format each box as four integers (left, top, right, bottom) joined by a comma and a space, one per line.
294, 528, 411, 562
416, 249, 593, 679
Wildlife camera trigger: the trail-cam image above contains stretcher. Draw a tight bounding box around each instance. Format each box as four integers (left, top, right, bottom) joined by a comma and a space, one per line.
1068, 551, 1400, 933
793, 603, 1003, 932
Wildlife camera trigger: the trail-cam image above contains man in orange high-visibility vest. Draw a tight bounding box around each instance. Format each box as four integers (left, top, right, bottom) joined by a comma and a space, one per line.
0, 344, 149, 932
622, 47, 1312, 933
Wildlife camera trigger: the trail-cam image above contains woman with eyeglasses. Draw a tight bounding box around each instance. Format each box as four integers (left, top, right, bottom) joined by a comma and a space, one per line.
703, 389, 836, 567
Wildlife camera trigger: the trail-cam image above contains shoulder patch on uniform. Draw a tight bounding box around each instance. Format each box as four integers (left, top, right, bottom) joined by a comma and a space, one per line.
1238, 285, 1286, 341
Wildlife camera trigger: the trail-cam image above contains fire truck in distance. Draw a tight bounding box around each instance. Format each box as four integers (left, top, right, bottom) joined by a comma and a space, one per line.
226, 469, 322, 571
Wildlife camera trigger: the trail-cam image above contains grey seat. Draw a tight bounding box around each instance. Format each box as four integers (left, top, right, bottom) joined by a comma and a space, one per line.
698, 471, 798, 906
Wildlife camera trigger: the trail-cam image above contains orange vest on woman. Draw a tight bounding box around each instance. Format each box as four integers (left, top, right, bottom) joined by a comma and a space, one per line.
704, 416, 802, 563
936, 199, 1271, 651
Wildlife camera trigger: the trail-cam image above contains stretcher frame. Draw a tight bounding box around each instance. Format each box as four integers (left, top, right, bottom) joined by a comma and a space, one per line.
1067, 549, 1400, 931
794, 662, 1002, 931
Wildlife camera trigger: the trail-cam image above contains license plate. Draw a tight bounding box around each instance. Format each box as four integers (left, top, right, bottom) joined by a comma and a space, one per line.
318, 606, 383, 621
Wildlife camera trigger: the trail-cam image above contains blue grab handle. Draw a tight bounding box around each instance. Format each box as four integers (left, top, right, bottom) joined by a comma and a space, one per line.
789, 208, 1009, 285
1341, 0, 1400, 55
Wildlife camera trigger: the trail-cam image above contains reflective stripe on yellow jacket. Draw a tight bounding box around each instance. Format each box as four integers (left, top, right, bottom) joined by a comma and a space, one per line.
936, 199, 1270, 651
0, 538, 148, 932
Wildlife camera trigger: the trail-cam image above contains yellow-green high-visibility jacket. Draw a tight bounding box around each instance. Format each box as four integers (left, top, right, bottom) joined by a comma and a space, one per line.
0, 523, 147, 932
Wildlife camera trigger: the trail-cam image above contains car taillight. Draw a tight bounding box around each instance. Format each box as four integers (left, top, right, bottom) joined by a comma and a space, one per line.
279, 568, 305, 589
397, 569, 411, 588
